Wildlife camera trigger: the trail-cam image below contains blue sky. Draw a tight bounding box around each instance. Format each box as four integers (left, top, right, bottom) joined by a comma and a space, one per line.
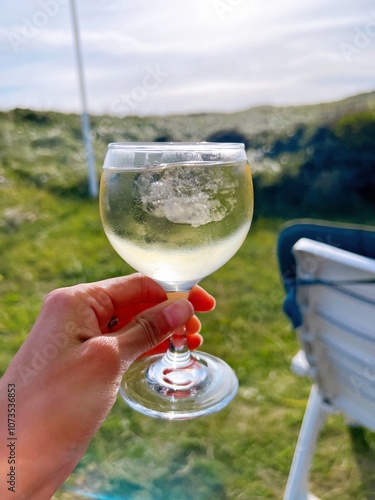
1, 0, 374, 116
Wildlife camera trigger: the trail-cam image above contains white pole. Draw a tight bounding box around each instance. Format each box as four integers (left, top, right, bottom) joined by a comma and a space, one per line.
70, 0, 98, 198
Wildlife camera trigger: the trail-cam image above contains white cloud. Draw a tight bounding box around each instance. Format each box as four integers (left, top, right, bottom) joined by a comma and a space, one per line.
0, 0, 374, 115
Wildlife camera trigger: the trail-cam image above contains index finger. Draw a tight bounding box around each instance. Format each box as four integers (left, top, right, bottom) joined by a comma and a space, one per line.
94, 274, 167, 310
96, 276, 215, 313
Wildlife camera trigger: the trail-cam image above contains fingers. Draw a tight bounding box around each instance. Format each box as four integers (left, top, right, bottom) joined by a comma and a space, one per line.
91, 276, 214, 313
188, 285, 216, 312
77, 275, 166, 331
90, 274, 167, 309
106, 282, 214, 332
138, 333, 203, 358
136, 313, 203, 359
106, 307, 202, 335
115, 299, 194, 365
45, 275, 215, 347
70, 275, 167, 335
84, 277, 214, 327
185, 314, 201, 334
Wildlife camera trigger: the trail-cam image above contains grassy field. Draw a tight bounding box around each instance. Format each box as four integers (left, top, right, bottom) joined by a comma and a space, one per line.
0, 103, 374, 499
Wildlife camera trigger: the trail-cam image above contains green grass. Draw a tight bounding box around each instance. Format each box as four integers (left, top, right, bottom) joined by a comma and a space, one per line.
0, 106, 374, 499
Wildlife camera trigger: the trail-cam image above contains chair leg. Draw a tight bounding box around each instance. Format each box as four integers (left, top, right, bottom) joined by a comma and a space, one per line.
283, 385, 327, 500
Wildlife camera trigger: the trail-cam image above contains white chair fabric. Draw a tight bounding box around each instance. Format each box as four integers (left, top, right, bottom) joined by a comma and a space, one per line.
283, 238, 375, 500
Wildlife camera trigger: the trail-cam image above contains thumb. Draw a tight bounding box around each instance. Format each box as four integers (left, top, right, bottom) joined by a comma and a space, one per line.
116, 299, 194, 369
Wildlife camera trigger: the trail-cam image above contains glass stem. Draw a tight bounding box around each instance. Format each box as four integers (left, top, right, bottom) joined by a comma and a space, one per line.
145, 290, 207, 393
164, 291, 192, 367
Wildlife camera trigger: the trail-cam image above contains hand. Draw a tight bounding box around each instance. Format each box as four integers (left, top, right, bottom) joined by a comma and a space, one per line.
0, 274, 215, 499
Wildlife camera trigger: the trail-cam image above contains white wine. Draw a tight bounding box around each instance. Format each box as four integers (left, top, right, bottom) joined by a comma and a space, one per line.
107, 223, 250, 285
100, 160, 253, 289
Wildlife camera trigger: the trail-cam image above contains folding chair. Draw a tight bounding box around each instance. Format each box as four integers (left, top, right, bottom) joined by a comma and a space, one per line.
277, 220, 375, 500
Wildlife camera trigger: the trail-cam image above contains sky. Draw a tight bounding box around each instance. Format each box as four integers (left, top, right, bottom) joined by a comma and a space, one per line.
0, 0, 374, 116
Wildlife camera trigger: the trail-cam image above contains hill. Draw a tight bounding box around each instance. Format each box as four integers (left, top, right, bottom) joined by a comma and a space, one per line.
1, 90, 374, 220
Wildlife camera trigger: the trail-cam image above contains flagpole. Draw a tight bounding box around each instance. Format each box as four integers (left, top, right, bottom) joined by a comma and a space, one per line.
70, 0, 98, 198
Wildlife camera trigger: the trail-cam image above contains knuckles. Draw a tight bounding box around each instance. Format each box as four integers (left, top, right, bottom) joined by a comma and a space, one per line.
43, 287, 77, 311
82, 336, 122, 379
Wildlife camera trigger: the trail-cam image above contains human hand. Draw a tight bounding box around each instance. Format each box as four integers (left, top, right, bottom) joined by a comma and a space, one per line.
0, 274, 215, 499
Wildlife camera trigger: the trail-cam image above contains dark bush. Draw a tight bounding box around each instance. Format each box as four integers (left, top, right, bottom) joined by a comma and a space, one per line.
206, 129, 249, 149
11, 108, 51, 125
255, 111, 375, 218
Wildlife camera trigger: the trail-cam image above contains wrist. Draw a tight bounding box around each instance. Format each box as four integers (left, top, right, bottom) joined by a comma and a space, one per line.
0, 374, 87, 499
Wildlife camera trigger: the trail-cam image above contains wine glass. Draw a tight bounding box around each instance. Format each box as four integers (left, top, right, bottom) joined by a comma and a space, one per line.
100, 142, 253, 420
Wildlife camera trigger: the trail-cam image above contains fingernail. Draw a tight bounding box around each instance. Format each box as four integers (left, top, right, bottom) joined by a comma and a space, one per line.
163, 300, 194, 330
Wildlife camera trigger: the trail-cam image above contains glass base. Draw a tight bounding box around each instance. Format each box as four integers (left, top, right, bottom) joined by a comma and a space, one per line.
120, 351, 238, 420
